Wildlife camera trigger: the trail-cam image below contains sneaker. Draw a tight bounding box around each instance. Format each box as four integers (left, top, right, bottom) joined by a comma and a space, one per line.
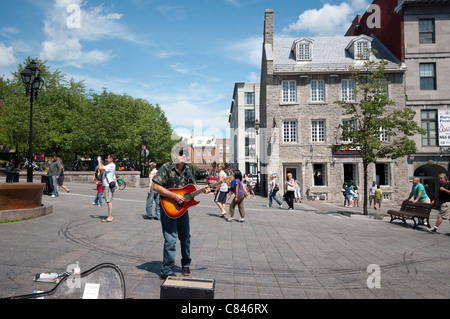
51, 195, 56, 198
279, 204, 283, 208
159, 273, 176, 280
427, 227, 437, 234
181, 267, 191, 276
226, 217, 233, 222
239, 219, 245, 223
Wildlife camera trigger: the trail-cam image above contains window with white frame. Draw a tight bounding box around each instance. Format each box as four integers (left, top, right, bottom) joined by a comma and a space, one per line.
283, 121, 297, 143
379, 127, 390, 142
311, 80, 325, 102
313, 163, 327, 186
282, 81, 297, 103
341, 79, 356, 102
342, 120, 357, 142
311, 120, 326, 142
297, 42, 311, 60
356, 41, 370, 60
375, 79, 388, 98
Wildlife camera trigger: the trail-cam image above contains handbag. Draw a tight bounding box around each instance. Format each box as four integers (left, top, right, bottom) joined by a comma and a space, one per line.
243, 185, 249, 197
273, 184, 279, 192
104, 172, 116, 189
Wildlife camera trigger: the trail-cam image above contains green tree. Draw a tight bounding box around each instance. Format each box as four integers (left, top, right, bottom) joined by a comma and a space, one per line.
334, 58, 425, 215
0, 58, 178, 166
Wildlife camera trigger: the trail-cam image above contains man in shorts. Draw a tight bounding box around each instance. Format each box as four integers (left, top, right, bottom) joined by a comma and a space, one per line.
428, 173, 450, 233
214, 163, 228, 217
98, 155, 118, 222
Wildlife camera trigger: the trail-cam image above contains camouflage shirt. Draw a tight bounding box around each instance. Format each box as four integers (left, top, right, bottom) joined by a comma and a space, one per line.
152, 162, 195, 189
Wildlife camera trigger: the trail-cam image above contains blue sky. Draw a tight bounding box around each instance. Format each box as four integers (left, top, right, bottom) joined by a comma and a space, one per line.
0, 0, 370, 138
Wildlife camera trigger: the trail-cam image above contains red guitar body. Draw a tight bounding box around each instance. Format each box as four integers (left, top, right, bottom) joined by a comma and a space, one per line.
160, 184, 200, 219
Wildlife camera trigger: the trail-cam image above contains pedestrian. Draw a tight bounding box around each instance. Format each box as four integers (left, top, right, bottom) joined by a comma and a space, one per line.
353, 186, 359, 207
214, 163, 228, 218
369, 181, 377, 208
375, 185, 383, 209
428, 173, 450, 234
98, 154, 118, 223
407, 177, 431, 203
47, 155, 62, 198
226, 170, 245, 222
243, 174, 248, 197
346, 181, 354, 208
152, 146, 210, 279
342, 182, 348, 207
144, 162, 161, 220
227, 168, 235, 201
247, 174, 256, 198
93, 179, 104, 207
57, 163, 70, 193
267, 174, 283, 208
284, 173, 295, 210
294, 179, 302, 203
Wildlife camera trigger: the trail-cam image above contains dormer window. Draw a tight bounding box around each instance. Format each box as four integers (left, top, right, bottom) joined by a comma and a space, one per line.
356, 40, 370, 60
292, 37, 313, 61
298, 42, 311, 60
346, 35, 372, 60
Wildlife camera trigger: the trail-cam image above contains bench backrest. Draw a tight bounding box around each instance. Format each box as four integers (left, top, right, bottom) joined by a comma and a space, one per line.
399, 200, 433, 215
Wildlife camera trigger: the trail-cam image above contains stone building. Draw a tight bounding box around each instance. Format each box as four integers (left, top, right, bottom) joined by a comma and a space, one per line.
259, 9, 410, 203
346, 0, 450, 200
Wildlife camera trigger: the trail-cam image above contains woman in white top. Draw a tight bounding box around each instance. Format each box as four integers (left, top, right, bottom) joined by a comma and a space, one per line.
247, 174, 255, 198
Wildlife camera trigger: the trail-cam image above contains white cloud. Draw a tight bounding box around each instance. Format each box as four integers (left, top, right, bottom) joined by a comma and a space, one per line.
283, 0, 370, 36
225, 0, 240, 7
0, 27, 20, 39
226, 36, 262, 67
0, 43, 17, 67
40, 0, 145, 66
247, 71, 260, 83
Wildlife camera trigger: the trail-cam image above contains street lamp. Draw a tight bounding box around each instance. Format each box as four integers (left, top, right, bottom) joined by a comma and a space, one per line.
20, 60, 44, 183
142, 133, 148, 178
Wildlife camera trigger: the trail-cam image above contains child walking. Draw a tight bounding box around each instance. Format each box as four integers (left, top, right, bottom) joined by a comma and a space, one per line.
93, 180, 104, 206
93, 161, 104, 206
374, 185, 382, 209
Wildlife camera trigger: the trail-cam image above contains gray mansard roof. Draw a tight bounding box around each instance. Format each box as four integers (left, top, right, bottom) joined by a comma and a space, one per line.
268, 35, 403, 74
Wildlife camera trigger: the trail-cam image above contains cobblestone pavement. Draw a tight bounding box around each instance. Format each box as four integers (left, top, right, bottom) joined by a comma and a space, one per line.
0, 182, 449, 299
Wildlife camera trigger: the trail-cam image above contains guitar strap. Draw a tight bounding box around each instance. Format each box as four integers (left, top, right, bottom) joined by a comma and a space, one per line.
186, 164, 197, 187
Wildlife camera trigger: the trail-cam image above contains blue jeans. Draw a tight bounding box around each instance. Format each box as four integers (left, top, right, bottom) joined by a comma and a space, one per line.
146, 186, 161, 219
268, 190, 283, 207
94, 193, 103, 206
50, 176, 58, 196
160, 210, 191, 276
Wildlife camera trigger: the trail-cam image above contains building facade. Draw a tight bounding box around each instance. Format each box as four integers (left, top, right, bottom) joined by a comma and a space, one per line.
259, 9, 410, 203
347, 0, 450, 200
229, 82, 261, 175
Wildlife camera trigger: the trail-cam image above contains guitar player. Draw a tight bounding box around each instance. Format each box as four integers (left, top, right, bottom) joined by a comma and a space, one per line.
152, 146, 211, 280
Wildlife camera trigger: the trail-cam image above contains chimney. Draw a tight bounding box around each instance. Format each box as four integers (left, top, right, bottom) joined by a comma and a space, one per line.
264, 9, 274, 45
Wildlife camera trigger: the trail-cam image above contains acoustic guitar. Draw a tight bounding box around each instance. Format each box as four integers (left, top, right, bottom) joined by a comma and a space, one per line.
161, 176, 234, 219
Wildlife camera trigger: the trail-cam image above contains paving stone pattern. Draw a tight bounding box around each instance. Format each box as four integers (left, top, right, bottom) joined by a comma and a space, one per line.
0, 182, 449, 299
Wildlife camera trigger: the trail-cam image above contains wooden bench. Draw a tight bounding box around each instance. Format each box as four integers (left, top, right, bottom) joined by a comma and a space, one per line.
387, 200, 433, 229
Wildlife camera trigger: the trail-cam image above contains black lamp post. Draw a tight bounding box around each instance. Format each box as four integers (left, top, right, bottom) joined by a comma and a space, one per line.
142, 133, 148, 178
20, 60, 44, 183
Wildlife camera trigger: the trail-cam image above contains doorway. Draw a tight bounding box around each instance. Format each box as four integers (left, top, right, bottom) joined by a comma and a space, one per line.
414, 164, 447, 201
